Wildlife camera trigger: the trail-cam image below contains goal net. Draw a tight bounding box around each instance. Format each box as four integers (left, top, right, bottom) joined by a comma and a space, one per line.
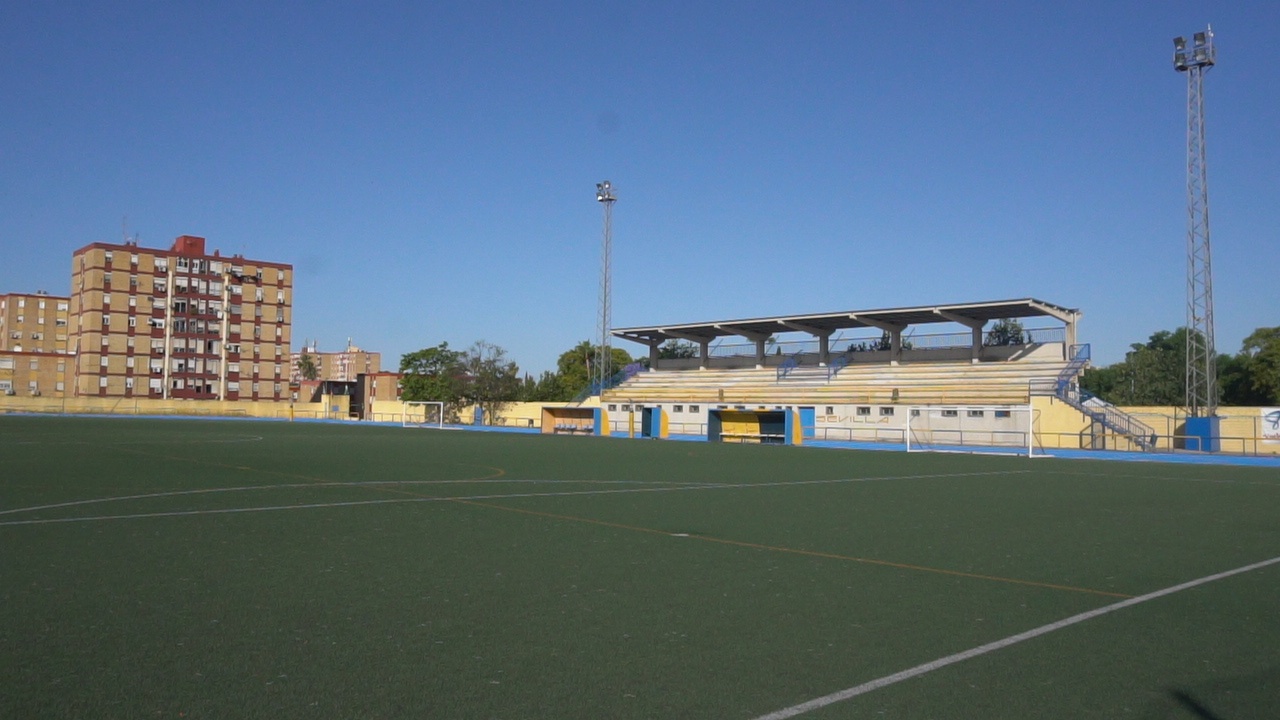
905, 404, 1044, 457
402, 401, 445, 429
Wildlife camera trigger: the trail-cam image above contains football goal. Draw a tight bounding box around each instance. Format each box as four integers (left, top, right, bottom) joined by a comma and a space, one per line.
905, 404, 1044, 457
402, 401, 445, 429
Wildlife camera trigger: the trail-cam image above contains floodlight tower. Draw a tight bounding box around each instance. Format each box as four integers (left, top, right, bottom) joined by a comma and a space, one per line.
594, 180, 617, 394
1173, 28, 1218, 418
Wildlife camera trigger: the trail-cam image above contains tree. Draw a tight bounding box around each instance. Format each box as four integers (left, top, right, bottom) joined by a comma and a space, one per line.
1235, 326, 1280, 405
296, 353, 319, 381
458, 340, 521, 424
399, 342, 464, 419
1079, 328, 1192, 406
657, 340, 699, 360
555, 340, 633, 397
984, 319, 1025, 347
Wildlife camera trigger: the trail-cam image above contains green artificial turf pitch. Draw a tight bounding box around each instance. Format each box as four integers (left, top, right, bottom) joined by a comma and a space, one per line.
1, 416, 1278, 719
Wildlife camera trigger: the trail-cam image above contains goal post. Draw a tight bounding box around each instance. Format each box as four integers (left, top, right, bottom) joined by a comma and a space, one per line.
904, 403, 1044, 457
402, 401, 445, 429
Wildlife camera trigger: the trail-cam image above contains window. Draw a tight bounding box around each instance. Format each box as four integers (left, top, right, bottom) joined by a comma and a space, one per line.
273, 382, 281, 394
621, 404, 631, 411
126, 357, 135, 368
128, 296, 136, 307
608, 404, 617, 411
31, 332, 42, 340
995, 410, 1012, 419
129, 275, 138, 288
690, 405, 700, 413
228, 381, 239, 392
15, 314, 22, 323
128, 316, 137, 328
38, 300, 45, 309
911, 409, 921, 417
825, 406, 834, 415
967, 410, 985, 418
104, 251, 114, 264
57, 302, 68, 311
101, 314, 110, 326
103, 293, 112, 306
274, 364, 281, 377
56, 381, 65, 392
125, 377, 134, 389
29, 359, 38, 370
176, 257, 189, 271
275, 310, 284, 322
100, 357, 109, 367
0, 358, 13, 370
856, 406, 871, 416
880, 407, 895, 416
941, 410, 959, 418
255, 288, 264, 302
131, 253, 138, 265
673, 405, 683, 413
99, 377, 108, 388
55, 318, 67, 327
252, 382, 260, 394
156, 258, 169, 271
17, 298, 24, 308
276, 290, 284, 304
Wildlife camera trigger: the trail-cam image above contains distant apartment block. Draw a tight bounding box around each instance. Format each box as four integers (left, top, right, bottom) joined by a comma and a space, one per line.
69, 235, 293, 400
0, 291, 72, 396
0, 291, 70, 353
290, 341, 381, 384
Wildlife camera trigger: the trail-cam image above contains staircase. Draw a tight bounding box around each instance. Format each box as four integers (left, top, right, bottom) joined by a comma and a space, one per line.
1038, 344, 1157, 451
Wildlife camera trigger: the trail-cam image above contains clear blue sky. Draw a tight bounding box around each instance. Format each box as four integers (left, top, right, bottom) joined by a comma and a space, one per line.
2, 1, 1277, 374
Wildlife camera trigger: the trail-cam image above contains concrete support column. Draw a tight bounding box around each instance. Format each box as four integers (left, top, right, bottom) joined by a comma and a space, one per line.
971, 325, 983, 363
890, 329, 902, 366
755, 339, 766, 369
647, 342, 660, 370
818, 334, 830, 366
699, 340, 710, 370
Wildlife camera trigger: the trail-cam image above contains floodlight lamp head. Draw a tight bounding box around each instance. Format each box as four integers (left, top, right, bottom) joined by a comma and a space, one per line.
595, 180, 615, 203
1174, 36, 1186, 51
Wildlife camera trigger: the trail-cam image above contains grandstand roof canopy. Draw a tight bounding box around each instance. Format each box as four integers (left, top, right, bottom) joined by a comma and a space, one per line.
612, 298, 1080, 345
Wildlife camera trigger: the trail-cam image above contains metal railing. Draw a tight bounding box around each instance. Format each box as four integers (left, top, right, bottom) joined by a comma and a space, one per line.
1034, 347, 1158, 451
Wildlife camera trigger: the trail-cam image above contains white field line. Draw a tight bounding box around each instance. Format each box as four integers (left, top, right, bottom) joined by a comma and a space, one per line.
0, 470, 1027, 526
1, 435, 265, 446
0, 478, 727, 517
750, 554, 1280, 720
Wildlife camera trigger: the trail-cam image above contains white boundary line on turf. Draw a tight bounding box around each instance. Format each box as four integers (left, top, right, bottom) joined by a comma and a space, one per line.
750, 554, 1280, 720
0, 435, 265, 446
0, 470, 1028, 526
0, 478, 724, 517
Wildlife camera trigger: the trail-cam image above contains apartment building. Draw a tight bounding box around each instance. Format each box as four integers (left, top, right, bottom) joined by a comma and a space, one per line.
0, 291, 70, 353
290, 340, 381, 383
0, 291, 72, 397
69, 235, 293, 400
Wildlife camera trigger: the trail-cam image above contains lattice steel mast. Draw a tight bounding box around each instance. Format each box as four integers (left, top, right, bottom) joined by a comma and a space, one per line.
594, 181, 617, 394
1173, 27, 1217, 417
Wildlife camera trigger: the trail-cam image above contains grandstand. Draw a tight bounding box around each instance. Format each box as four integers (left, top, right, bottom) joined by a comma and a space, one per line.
608, 299, 1086, 445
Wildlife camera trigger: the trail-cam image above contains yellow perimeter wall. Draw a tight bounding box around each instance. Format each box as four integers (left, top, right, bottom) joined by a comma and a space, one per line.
4, 393, 1275, 456
1032, 397, 1279, 456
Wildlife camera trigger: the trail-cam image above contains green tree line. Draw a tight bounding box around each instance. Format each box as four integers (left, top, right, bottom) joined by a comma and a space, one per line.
1080, 326, 1280, 407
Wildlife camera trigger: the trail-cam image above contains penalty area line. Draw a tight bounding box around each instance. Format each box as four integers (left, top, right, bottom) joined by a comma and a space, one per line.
749, 554, 1280, 720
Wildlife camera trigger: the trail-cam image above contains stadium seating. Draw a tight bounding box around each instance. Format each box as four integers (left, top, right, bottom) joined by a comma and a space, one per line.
602, 359, 1070, 407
